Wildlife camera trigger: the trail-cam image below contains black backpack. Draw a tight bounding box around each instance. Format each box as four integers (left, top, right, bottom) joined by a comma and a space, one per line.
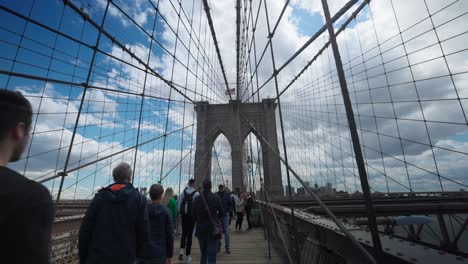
181, 188, 196, 216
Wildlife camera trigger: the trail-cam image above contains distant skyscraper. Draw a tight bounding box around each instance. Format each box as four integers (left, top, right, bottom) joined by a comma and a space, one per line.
285, 186, 295, 196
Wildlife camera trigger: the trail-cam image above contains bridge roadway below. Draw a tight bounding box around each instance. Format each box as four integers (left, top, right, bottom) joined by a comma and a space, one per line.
270, 192, 468, 217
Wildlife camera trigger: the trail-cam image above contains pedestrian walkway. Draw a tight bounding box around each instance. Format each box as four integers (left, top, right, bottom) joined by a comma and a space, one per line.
173, 224, 283, 264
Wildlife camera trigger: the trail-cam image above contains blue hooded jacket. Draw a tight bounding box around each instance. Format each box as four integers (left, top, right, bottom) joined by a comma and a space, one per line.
139, 203, 174, 259
216, 190, 232, 215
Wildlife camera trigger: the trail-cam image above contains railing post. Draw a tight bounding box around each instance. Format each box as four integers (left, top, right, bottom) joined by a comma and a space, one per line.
320, 0, 383, 260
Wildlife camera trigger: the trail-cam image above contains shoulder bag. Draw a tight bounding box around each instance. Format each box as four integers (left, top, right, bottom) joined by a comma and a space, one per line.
200, 192, 223, 240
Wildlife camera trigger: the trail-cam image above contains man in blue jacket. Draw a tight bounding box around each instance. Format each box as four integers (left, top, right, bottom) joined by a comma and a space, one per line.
139, 183, 174, 264
216, 184, 232, 254
78, 162, 149, 264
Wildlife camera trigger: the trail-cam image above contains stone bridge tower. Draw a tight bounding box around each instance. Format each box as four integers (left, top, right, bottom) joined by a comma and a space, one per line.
193, 99, 283, 196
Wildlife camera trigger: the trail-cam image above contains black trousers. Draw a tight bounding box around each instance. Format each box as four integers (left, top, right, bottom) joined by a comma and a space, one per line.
229, 211, 233, 225
180, 215, 195, 255
246, 209, 252, 229
235, 212, 244, 230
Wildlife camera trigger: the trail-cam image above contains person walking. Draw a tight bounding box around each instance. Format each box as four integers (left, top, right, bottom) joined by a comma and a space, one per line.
228, 191, 235, 225
192, 179, 224, 264
216, 184, 232, 254
78, 162, 149, 264
0, 90, 54, 264
233, 188, 245, 231
245, 194, 253, 230
162, 187, 177, 225
138, 184, 174, 264
177, 179, 199, 263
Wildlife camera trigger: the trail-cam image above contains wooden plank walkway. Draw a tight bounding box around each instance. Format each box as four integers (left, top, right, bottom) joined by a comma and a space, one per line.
173, 223, 283, 264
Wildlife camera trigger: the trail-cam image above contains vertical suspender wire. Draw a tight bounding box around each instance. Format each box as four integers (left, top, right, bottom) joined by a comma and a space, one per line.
348, 18, 395, 193
421, 0, 467, 240
22, 3, 65, 176
236, 0, 241, 100
186, 0, 205, 189
388, 0, 443, 191
132, 0, 160, 188
177, 0, 195, 196
55, 1, 111, 204
248, 0, 271, 254
66, 18, 88, 199
246, 0, 259, 103
159, 1, 183, 183
262, 0, 299, 262
4, 0, 35, 88
320, 0, 383, 260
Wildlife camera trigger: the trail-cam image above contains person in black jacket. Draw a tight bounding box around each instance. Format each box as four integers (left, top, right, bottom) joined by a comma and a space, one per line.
78, 162, 149, 264
139, 184, 174, 264
216, 184, 232, 254
245, 194, 254, 230
192, 179, 224, 264
0, 89, 54, 264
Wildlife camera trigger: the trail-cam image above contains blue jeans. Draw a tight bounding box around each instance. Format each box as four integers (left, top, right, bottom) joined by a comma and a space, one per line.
198, 236, 218, 264
217, 215, 230, 250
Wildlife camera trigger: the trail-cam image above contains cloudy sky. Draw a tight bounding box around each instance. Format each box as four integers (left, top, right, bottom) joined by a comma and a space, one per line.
0, 0, 467, 198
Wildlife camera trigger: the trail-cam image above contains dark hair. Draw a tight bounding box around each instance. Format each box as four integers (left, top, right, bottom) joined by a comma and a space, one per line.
149, 184, 164, 200
188, 179, 195, 185
0, 89, 32, 141
203, 179, 212, 190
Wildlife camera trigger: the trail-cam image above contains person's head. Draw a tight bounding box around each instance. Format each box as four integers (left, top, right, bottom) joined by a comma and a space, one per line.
162, 187, 174, 206
218, 184, 224, 192
112, 162, 132, 183
149, 184, 164, 201
203, 178, 212, 191
188, 178, 195, 188
0, 89, 32, 164
235, 187, 241, 195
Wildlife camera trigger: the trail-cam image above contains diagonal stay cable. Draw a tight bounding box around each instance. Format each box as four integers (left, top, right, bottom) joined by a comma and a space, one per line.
240, 112, 377, 264
159, 125, 222, 182
273, 0, 370, 101
245, 0, 359, 102
202, 0, 232, 101
63, 1, 196, 104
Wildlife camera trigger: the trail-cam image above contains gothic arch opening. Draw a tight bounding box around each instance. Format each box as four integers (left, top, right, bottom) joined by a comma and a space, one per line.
243, 132, 263, 195
211, 132, 232, 190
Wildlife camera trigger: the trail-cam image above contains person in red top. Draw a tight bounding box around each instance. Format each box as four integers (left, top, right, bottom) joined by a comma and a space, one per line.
0, 89, 54, 264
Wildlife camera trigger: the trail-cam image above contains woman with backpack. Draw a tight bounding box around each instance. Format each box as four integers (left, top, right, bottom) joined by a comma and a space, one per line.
138, 184, 174, 264
177, 179, 199, 263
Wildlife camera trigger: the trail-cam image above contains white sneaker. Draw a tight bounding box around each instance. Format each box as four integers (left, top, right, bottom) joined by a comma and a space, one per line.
185, 255, 192, 263
179, 248, 185, 261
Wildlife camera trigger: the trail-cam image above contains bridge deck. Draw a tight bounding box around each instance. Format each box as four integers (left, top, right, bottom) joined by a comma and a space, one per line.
173, 225, 283, 264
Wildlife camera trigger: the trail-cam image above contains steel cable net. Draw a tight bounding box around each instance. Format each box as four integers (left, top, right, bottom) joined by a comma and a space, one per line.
235, 0, 468, 193
234, 0, 468, 258
0, 0, 232, 201
2, 0, 468, 261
